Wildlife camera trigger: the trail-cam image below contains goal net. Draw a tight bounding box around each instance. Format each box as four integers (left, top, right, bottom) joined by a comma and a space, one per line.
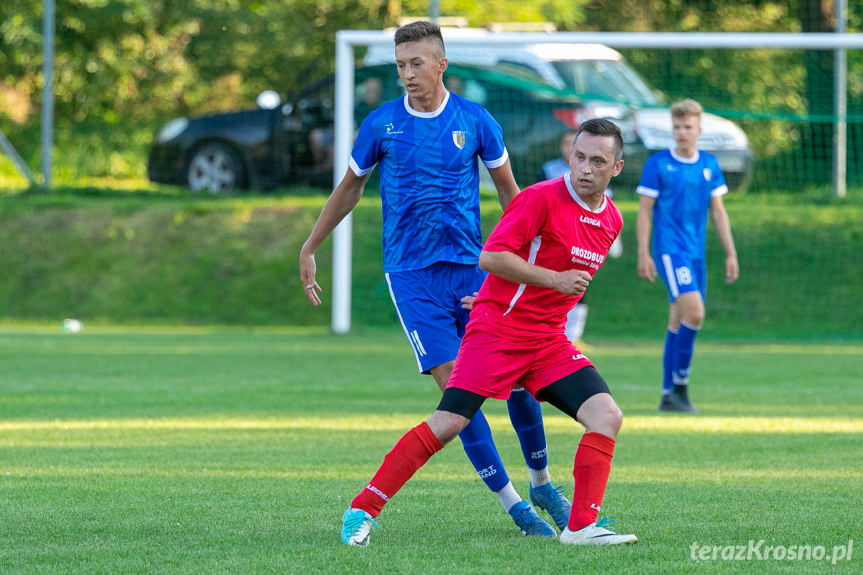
330, 30, 863, 336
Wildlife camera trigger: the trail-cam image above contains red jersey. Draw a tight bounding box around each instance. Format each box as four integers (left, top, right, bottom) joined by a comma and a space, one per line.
468, 173, 623, 340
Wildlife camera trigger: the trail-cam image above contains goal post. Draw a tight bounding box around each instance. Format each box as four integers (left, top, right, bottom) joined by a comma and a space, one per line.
331, 30, 863, 334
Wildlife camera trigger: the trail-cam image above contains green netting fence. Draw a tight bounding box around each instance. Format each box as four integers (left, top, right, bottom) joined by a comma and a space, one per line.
620, 46, 863, 193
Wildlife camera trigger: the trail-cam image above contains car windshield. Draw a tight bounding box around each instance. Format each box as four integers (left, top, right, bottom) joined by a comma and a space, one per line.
551, 59, 660, 106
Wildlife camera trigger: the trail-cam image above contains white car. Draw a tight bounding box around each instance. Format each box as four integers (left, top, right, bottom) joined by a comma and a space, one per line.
366, 36, 754, 189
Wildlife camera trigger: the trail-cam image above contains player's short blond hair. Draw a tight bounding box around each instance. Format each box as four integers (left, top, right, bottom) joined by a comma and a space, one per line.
671, 98, 703, 118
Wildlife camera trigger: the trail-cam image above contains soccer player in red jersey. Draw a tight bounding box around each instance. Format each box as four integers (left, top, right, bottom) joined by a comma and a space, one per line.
340, 118, 637, 546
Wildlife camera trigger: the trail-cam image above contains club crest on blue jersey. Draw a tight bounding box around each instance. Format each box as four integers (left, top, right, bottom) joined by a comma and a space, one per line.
452, 130, 467, 149
703, 168, 712, 181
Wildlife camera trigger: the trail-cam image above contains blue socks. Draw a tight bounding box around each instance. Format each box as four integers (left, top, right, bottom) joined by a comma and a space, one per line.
458, 389, 550, 493
457, 409, 510, 492
506, 388, 549, 471
662, 327, 678, 394
674, 321, 699, 386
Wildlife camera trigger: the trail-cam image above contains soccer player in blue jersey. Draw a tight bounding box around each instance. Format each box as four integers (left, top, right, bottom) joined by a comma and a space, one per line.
636, 99, 739, 413
299, 21, 570, 537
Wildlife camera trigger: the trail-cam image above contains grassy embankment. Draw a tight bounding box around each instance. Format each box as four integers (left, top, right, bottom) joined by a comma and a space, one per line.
0, 186, 860, 340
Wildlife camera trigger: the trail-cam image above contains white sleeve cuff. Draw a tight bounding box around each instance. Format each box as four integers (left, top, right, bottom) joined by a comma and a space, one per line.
637, 185, 659, 198
349, 156, 374, 177
482, 148, 509, 170
711, 184, 729, 197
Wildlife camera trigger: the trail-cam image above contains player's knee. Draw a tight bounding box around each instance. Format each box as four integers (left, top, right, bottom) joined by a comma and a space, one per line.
684, 308, 704, 327
428, 410, 469, 444
600, 401, 623, 435
579, 394, 622, 438
678, 296, 705, 327
433, 387, 486, 443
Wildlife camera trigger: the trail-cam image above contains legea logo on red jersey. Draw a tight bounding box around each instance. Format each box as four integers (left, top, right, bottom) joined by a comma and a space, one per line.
579, 215, 601, 227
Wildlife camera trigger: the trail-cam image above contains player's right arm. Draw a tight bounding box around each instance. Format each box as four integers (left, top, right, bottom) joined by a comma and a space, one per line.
636, 195, 657, 282
479, 250, 591, 296
299, 169, 370, 305
478, 183, 589, 295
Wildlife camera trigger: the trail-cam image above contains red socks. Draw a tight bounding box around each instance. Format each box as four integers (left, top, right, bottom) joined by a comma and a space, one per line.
568, 432, 616, 531
351, 424, 615, 529
350, 421, 444, 517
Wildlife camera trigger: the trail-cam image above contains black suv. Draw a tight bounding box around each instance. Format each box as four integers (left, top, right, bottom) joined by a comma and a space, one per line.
147, 64, 593, 192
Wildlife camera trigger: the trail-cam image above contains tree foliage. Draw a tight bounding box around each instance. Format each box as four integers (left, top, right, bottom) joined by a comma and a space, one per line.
2, 0, 394, 123
0, 0, 859, 181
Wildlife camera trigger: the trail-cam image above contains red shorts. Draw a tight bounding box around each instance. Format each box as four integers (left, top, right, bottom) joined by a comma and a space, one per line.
446, 328, 595, 400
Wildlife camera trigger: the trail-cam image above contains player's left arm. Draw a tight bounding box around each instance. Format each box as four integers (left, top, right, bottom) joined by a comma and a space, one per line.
709, 195, 739, 284
487, 159, 520, 210
460, 292, 478, 310
476, 105, 519, 210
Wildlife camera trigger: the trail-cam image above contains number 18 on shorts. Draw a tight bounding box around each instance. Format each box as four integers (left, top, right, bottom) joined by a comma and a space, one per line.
658, 253, 706, 302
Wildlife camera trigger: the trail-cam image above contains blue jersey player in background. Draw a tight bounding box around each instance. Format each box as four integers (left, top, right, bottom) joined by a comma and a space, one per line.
636, 99, 739, 413
299, 21, 571, 540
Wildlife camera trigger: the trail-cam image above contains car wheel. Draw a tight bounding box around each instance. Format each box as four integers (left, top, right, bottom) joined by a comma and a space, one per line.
186, 143, 244, 193
724, 171, 748, 191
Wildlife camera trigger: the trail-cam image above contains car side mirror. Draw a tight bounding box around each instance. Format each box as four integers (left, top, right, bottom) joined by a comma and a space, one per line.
256, 90, 281, 110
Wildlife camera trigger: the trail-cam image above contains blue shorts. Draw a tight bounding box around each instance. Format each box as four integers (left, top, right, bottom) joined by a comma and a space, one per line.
656, 253, 706, 303
385, 262, 486, 374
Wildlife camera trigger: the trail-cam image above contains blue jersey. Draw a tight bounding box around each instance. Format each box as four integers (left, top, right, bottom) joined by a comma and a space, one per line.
541, 158, 569, 180
350, 92, 508, 273
637, 148, 728, 259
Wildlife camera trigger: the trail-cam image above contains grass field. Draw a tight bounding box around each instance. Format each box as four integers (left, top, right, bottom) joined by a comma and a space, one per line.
1, 326, 861, 574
